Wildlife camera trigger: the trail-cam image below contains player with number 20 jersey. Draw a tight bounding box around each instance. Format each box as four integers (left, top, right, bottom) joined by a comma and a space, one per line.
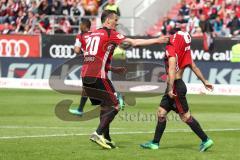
86, 10, 170, 150
81, 27, 125, 79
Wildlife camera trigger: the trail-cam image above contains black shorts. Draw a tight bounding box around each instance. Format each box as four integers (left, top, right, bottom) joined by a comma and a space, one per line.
160, 79, 189, 114
82, 77, 119, 109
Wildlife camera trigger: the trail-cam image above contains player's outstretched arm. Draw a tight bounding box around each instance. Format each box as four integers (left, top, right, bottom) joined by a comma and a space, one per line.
121, 36, 169, 48
189, 61, 214, 91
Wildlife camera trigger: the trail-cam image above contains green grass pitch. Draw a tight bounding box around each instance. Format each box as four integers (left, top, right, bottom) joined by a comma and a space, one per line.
0, 89, 240, 160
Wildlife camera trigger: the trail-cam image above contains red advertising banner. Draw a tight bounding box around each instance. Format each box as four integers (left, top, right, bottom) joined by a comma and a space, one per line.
0, 35, 40, 58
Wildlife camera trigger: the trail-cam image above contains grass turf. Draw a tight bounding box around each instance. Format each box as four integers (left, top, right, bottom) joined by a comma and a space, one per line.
0, 89, 240, 160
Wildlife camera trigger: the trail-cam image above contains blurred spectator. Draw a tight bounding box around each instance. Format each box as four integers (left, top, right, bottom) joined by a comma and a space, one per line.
161, 16, 175, 35
0, 0, 104, 34
209, 5, 218, 20
199, 14, 214, 51
175, 13, 187, 27
104, 0, 120, 16
55, 17, 72, 33
82, 0, 98, 15
234, 3, 240, 18
28, 0, 39, 14
199, 14, 214, 33
23, 24, 31, 34
227, 11, 240, 36
15, 9, 28, 33
51, 0, 62, 15
98, 0, 108, 6
179, 0, 190, 21
213, 15, 224, 36
70, 0, 85, 25
1, 22, 11, 34
61, 0, 71, 15
191, 26, 203, 37
20, 0, 29, 12
189, 0, 204, 16
6, 0, 20, 24
38, 0, 52, 15
201, 1, 212, 19
0, 0, 8, 24
187, 12, 200, 35
37, 12, 51, 34
10, 22, 17, 34
25, 11, 37, 34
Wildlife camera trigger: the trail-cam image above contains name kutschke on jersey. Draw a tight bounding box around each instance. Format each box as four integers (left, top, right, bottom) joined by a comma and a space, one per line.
84, 56, 95, 62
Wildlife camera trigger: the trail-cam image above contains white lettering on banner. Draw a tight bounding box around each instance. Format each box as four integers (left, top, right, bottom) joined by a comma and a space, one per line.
49, 45, 76, 58
209, 68, 232, 84
230, 70, 240, 84
183, 68, 240, 85
191, 50, 232, 61
126, 48, 232, 61
212, 51, 231, 61
153, 51, 165, 59
0, 39, 30, 57
8, 63, 30, 77
60, 64, 81, 80
142, 48, 152, 59
7, 63, 81, 80
126, 48, 141, 59
191, 50, 211, 61
126, 48, 165, 60
8, 63, 52, 79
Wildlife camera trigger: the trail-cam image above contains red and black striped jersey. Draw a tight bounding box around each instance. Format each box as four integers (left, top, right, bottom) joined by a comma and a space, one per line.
81, 27, 125, 79
74, 31, 92, 54
165, 31, 193, 74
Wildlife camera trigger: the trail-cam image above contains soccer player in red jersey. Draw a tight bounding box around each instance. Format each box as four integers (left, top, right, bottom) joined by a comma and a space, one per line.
82, 10, 169, 149
141, 31, 214, 152
74, 18, 92, 55
69, 18, 92, 116
69, 18, 126, 117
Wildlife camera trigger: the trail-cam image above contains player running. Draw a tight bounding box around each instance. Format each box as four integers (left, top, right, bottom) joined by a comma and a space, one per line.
82, 10, 169, 149
69, 18, 125, 116
140, 31, 214, 152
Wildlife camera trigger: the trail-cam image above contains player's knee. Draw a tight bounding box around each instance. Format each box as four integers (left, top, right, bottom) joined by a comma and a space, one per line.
180, 112, 191, 122
112, 106, 119, 114
102, 106, 119, 115
157, 107, 167, 122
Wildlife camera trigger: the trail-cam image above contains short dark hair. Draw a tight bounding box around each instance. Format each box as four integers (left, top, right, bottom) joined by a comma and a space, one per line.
101, 10, 117, 23
81, 18, 91, 29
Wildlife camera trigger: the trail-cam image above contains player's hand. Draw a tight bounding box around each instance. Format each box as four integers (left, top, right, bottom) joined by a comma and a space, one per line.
204, 81, 214, 91
119, 41, 132, 49
158, 36, 170, 44
168, 90, 177, 99
112, 67, 127, 75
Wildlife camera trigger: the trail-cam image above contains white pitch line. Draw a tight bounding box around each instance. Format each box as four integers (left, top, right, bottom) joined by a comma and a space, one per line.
0, 126, 124, 130
0, 128, 240, 140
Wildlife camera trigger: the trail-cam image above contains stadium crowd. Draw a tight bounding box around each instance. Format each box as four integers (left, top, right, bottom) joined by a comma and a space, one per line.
0, 0, 119, 34
160, 0, 240, 37
2, 0, 240, 37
